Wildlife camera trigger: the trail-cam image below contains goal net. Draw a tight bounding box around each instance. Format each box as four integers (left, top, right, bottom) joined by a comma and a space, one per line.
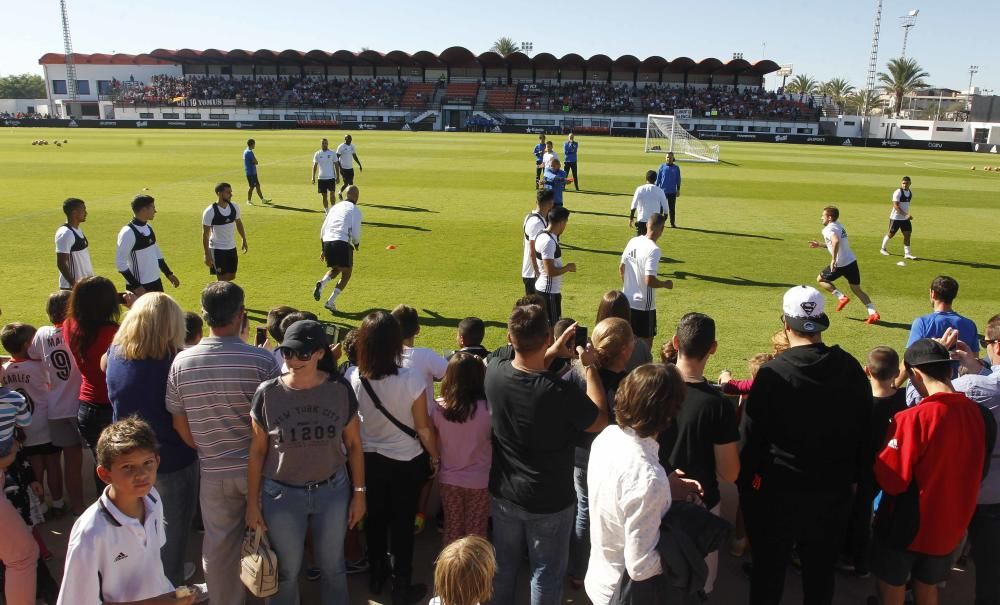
644, 113, 720, 163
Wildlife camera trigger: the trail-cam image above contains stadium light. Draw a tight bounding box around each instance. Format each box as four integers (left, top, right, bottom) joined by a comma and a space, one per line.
969, 65, 979, 95
900, 9, 919, 57
520, 41, 533, 55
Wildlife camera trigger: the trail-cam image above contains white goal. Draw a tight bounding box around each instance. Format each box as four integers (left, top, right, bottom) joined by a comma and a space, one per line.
644, 113, 720, 163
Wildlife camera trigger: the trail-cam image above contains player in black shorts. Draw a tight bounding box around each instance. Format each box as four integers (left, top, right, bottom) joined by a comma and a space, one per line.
336, 135, 363, 201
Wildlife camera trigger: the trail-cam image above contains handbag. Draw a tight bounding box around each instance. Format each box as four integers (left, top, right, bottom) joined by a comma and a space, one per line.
240, 525, 279, 597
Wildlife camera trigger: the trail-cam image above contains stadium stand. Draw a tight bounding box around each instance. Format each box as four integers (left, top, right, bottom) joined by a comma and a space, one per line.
400, 83, 438, 109
484, 85, 518, 111
444, 82, 479, 104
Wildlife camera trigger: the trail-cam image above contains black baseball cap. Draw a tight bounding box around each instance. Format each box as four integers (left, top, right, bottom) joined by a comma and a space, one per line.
903, 338, 952, 369
278, 320, 330, 354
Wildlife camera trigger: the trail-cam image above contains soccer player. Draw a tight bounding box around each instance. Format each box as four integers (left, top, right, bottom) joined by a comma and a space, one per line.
535, 206, 576, 325
315, 185, 362, 312
312, 137, 338, 212
655, 152, 681, 227
629, 170, 668, 236
533, 134, 546, 188
521, 190, 555, 295
808, 205, 879, 324
563, 133, 579, 191
543, 158, 568, 207
243, 139, 269, 205
620, 213, 673, 348
542, 140, 559, 171
880, 176, 916, 259
335, 135, 363, 201
115, 194, 180, 295
55, 197, 93, 290
201, 182, 247, 282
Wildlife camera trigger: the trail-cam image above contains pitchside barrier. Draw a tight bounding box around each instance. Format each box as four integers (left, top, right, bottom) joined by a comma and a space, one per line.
1, 118, 975, 151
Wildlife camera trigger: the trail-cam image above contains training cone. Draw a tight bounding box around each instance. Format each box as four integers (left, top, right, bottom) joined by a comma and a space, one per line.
386, 245, 397, 250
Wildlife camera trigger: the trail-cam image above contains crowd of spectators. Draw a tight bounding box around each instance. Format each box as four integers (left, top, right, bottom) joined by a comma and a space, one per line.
640, 85, 820, 121
0, 111, 49, 120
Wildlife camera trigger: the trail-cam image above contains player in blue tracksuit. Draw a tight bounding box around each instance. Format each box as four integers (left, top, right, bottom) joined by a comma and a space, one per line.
543, 159, 568, 207
563, 133, 579, 191
655, 152, 682, 227
533, 134, 547, 188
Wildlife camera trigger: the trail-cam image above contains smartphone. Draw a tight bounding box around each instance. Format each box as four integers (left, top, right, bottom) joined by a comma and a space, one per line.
254, 326, 267, 347
574, 326, 588, 349
323, 323, 340, 344
117, 292, 129, 306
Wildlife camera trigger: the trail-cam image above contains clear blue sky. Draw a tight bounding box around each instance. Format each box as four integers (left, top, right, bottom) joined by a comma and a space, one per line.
2, 0, 995, 94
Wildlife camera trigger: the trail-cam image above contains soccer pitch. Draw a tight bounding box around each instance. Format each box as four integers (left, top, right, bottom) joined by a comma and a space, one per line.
2, 128, 998, 372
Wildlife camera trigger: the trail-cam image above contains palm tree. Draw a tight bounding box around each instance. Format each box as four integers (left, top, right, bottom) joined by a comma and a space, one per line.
490, 37, 519, 57
878, 57, 930, 117
843, 89, 883, 115
785, 74, 818, 95
819, 78, 855, 106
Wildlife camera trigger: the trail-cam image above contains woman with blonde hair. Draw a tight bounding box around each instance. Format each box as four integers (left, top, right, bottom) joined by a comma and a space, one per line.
102, 292, 199, 587
431, 536, 496, 605
569, 317, 636, 588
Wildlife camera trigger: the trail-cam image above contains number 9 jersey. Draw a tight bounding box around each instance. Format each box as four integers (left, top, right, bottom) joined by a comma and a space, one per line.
27, 325, 82, 421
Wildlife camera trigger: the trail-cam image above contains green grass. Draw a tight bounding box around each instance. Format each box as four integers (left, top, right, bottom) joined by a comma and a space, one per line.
2, 129, 999, 375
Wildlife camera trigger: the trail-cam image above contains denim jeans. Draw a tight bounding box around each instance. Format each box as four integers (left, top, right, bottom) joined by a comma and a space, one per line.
490, 496, 575, 605
77, 401, 113, 492
569, 466, 590, 581
156, 460, 199, 586
261, 471, 350, 605
970, 502, 1000, 605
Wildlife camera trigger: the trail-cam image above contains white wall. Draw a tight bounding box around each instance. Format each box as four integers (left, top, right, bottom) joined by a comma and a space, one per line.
43, 62, 183, 102
0, 99, 49, 114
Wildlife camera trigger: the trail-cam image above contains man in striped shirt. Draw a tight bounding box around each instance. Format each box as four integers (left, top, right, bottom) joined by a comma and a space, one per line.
167, 282, 279, 605
620, 213, 673, 348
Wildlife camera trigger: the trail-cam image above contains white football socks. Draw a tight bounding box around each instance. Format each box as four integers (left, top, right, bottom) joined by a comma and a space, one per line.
833, 289, 845, 299
880, 235, 890, 250
319, 275, 331, 286
904, 245, 912, 256
327, 287, 341, 304
866, 304, 877, 315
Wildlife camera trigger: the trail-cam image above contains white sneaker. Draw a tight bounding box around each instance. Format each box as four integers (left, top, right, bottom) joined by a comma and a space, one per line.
324, 300, 338, 313
904, 254, 917, 260
879, 248, 890, 256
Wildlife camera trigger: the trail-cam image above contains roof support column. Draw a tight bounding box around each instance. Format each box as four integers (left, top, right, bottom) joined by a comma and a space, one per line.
683, 71, 688, 89
348, 64, 352, 80
507, 64, 511, 85
324, 65, 328, 81
659, 69, 663, 85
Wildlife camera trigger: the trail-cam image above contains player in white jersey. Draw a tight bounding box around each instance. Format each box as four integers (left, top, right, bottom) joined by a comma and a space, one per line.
314, 185, 363, 312
522, 190, 555, 294
535, 206, 577, 325
808, 206, 879, 324
620, 213, 674, 348
311, 137, 338, 211
201, 183, 247, 282
55, 198, 94, 290
335, 134, 363, 201
115, 195, 180, 295
880, 176, 916, 259
629, 170, 668, 236
541, 140, 559, 170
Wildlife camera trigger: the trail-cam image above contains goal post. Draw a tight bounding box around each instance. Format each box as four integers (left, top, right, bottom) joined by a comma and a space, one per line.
644, 113, 720, 163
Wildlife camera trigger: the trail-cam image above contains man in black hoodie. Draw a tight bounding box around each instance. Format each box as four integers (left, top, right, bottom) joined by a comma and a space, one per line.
739, 285, 871, 605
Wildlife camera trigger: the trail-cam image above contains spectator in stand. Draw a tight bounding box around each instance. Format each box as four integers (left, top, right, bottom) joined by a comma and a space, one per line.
63, 276, 123, 490
486, 304, 608, 605
430, 352, 492, 545
655, 152, 681, 228
167, 282, 280, 605
103, 292, 200, 588
657, 312, 740, 595
872, 337, 994, 605
563, 133, 579, 191
448, 317, 490, 360
739, 285, 871, 605
348, 311, 440, 605
595, 290, 653, 372
584, 363, 686, 605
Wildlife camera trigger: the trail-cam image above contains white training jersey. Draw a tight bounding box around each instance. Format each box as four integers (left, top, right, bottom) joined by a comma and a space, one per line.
336, 143, 357, 169
314, 149, 337, 179
55, 224, 94, 290
822, 222, 857, 267
115, 221, 164, 286
890, 188, 912, 220
201, 202, 241, 250
320, 201, 362, 246
521, 211, 548, 279
1, 359, 52, 447
28, 325, 82, 420
630, 184, 668, 223
535, 231, 564, 294
542, 151, 559, 169
621, 236, 663, 312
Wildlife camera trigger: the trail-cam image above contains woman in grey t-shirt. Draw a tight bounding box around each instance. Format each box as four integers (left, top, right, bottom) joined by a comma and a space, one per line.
246, 320, 365, 605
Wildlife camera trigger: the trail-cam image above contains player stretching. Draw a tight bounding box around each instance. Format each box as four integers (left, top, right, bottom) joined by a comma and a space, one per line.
563, 133, 579, 191
533, 134, 546, 188
880, 176, 916, 259
335, 135, 363, 201
809, 206, 879, 324
243, 139, 270, 205
312, 138, 338, 212
315, 185, 362, 312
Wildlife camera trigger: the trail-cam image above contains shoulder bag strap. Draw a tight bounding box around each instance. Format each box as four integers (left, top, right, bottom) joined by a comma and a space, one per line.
359, 376, 419, 440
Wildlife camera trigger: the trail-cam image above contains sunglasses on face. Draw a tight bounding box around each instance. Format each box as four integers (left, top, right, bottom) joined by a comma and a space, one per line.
279, 348, 317, 361
981, 338, 1000, 348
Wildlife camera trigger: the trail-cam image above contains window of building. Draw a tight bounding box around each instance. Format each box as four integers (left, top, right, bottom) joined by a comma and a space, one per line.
97, 80, 113, 95
139, 113, 154, 119
183, 113, 202, 119
76, 80, 90, 95
900, 124, 930, 130
52, 80, 67, 95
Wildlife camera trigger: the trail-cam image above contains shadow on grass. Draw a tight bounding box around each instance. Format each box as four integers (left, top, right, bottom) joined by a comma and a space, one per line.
561, 242, 684, 264
362, 203, 438, 214
363, 221, 431, 232
675, 226, 782, 241
917, 257, 1000, 271
573, 189, 631, 197
718, 159, 741, 167
847, 317, 911, 331
571, 209, 628, 219
670, 270, 794, 289
264, 203, 323, 214
326, 307, 506, 330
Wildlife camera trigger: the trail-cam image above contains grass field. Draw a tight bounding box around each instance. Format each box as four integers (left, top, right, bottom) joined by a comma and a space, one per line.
2, 128, 998, 373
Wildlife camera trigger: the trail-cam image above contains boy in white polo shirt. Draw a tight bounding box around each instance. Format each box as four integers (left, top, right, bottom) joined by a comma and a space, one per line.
58, 417, 198, 605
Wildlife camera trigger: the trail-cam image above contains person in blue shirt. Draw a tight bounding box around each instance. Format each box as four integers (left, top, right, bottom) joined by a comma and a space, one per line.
243, 139, 270, 205
543, 158, 568, 207
563, 133, 579, 191
655, 152, 682, 227
533, 134, 547, 189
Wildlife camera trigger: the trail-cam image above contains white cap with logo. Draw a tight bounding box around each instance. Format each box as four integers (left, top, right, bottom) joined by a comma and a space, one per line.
782, 285, 830, 333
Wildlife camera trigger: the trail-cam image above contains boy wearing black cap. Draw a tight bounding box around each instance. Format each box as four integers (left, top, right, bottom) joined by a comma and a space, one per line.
871, 338, 994, 605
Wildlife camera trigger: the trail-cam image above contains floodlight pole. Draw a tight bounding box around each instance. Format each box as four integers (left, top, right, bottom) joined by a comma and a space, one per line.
863, 0, 883, 148
59, 0, 78, 102
900, 10, 918, 58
